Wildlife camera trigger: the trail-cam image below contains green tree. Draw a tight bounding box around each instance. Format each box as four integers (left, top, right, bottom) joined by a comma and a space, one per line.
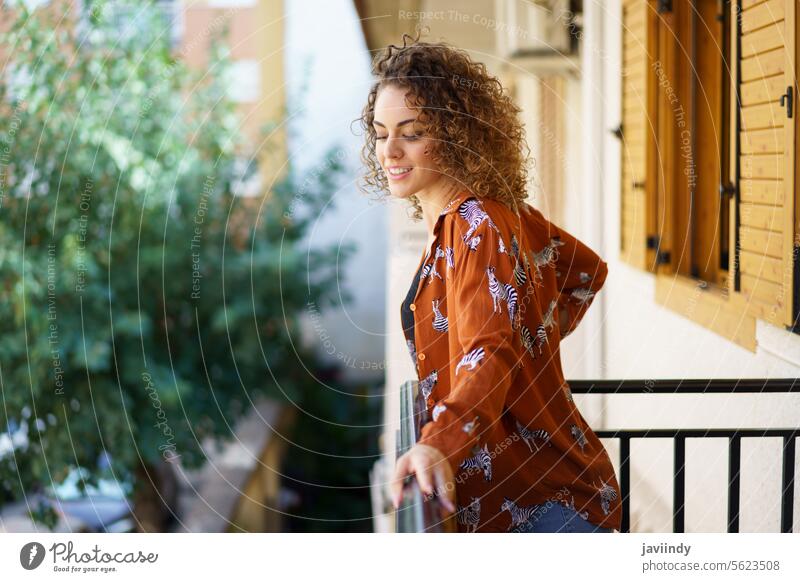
0, 0, 353, 529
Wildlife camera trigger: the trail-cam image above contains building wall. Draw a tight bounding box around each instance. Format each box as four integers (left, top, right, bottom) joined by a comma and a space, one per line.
285, 0, 388, 383
181, 0, 287, 193
590, 0, 800, 532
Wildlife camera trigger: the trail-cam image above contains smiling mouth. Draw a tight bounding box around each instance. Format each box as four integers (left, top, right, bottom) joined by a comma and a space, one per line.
387, 167, 413, 179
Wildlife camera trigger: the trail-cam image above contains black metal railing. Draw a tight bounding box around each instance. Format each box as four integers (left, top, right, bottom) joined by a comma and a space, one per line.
395, 377, 799, 533
570, 378, 799, 533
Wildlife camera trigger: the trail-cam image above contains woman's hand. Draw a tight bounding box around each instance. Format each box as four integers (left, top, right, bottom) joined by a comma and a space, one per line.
391, 443, 456, 515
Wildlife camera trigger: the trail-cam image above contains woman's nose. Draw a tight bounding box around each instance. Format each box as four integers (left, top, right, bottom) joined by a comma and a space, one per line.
384, 135, 403, 159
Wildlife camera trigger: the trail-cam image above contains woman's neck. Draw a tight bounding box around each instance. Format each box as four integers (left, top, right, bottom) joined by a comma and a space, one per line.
416, 179, 462, 239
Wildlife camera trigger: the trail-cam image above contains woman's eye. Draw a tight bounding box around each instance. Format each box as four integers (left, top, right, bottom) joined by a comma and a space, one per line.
375, 134, 421, 141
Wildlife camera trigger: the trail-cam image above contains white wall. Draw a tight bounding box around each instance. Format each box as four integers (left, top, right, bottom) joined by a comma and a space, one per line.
286, 0, 387, 383
585, 0, 800, 533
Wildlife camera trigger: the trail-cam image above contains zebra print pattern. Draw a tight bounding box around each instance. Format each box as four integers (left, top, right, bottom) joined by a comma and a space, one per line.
445, 246, 455, 269
431, 403, 447, 422
500, 497, 541, 528
419, 369, 438, 402
513, 258, 527, 286
531, 245, 558, 278
509, 234, 528, 285
431, 298, 448, 332
565, 494, 590, 521
455, 347, 484, 375
595, 478, 618, 515
458, 199, 499, 243
486, 266, 505, 314
486, 266, 518, 325
570, 287, 595, 304
456, 496, 481, 533
462, 415, 480, 436
515, 419, 552, 452
570, 424, 587, 453
458, 443, 492, 481
542, 299, 558, 333
520, 324, 547, 359
530, 237, 566, 286
534, 323, 548, 353
426, 258, 443, 285
420, 263, 431, 281
579, 271, 592, 283
549, 236, 566, 256
510, 234, 520, 258
466, 234, 482, 251
505, 284, 518, 325
520, 325, 537, 360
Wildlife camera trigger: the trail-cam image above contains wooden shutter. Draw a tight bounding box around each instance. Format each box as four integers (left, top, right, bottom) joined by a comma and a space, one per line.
736, 0, 796, 327
620, 0, 657, 270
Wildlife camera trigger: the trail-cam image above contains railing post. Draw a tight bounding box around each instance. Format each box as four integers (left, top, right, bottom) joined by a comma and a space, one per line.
781, 435, 795, 533
620, 436, 631, 533
673, 436, 686, 533
728, 434, 741, 533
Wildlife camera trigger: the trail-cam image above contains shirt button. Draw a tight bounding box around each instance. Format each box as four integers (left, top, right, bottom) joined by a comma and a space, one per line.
409, 303, 416, 311
418, 353, 426, 361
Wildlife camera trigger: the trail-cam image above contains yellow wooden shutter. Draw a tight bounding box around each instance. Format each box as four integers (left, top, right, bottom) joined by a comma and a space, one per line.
620, 0, 656, 270
737, 0, 796, 327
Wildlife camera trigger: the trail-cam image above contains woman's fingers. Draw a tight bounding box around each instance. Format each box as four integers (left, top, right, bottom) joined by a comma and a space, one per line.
411, 454, 434, 496
391, 453, 410, 508
392, 445, 455, 514
432, 464, 455, 513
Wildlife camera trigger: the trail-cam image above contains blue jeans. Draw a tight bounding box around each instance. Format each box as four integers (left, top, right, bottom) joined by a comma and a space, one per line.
511, 501, 614, 533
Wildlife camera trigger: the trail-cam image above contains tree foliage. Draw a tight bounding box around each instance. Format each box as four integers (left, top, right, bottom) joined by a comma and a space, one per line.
0, 0, 353, 527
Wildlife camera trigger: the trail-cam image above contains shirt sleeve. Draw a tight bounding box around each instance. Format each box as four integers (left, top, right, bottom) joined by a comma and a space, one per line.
417, 214, 523, 476
547, 218, 608, 338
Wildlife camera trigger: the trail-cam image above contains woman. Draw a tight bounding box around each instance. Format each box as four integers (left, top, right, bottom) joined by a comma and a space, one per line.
359, 33, 621, 533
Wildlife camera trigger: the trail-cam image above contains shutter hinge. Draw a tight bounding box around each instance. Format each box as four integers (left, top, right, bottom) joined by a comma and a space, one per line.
658, 0, 673, 13
780, 86, 793, 119
719, 182, 736, 199
647, 235, 671, 265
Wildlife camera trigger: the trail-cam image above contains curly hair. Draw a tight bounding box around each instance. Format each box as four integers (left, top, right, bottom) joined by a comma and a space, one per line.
357, 30, 532, 221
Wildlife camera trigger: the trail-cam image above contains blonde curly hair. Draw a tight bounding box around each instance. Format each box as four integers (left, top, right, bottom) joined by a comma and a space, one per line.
357, 30, 532, 220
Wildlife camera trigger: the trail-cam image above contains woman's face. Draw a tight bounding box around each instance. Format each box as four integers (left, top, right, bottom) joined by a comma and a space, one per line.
372, 84, 443, 200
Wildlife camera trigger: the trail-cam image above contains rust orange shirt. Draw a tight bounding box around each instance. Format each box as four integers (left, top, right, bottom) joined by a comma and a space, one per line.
404, 190, 621, 533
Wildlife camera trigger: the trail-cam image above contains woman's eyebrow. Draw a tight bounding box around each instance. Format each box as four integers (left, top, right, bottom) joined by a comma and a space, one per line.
373, 118, 416, 128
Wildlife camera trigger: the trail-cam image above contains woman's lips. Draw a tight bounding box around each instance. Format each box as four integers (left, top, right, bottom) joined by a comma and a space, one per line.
387, 167, 413, 181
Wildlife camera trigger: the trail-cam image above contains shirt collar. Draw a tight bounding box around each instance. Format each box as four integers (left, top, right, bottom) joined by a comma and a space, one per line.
439, 190, 475, 216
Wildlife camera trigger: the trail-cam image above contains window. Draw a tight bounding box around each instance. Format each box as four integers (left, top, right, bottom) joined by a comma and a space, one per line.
651, 0, 734, 288
619, 0, 798, 343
